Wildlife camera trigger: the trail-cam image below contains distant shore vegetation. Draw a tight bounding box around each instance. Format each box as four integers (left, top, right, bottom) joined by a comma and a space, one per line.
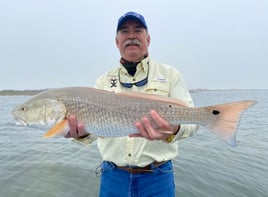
0, 89, 47, 96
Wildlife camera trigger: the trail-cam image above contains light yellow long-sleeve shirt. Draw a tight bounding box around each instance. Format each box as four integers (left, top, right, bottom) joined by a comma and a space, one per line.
93, 57, 198, 167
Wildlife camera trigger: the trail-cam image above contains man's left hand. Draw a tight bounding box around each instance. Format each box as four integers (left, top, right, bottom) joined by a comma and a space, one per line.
130, 110, 179, 140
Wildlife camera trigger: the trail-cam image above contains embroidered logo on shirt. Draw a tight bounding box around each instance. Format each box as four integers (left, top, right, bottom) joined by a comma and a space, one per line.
109, 76, 118, 88
154, 77, 168, 83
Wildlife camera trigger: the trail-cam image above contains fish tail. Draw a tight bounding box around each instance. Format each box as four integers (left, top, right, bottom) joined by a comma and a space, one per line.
203, 100, 256, 146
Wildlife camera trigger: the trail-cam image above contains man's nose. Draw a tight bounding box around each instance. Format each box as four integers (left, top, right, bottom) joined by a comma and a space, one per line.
127, 32, 136, 39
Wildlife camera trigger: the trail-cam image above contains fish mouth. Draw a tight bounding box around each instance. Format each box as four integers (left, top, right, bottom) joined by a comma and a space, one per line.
13, 118, 29, 126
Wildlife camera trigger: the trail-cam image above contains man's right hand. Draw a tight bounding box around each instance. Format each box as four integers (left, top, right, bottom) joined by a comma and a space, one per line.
65, 115, 89, 139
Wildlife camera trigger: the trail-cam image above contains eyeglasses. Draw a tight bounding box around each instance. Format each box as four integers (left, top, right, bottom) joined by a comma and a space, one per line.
118, 66, 149, 88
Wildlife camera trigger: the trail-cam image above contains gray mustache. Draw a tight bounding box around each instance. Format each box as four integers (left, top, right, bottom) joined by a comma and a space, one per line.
124, 39, 141, 47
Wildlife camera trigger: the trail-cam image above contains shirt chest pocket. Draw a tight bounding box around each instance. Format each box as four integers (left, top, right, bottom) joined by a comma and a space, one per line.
144, 82, 170, 96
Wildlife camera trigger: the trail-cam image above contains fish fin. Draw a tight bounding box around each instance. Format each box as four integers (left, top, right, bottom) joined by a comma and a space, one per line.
203, 100, 256, 146
118, 92, 188, 107
43, 119, 70, 138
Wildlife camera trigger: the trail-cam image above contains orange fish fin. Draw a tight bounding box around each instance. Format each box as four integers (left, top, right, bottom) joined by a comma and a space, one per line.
117, 92, 188, 107
204, 100, 256, 146
43, 119, 69, 138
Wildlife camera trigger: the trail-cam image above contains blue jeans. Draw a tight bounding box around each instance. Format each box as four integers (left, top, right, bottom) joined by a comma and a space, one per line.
98, 160, 175, 197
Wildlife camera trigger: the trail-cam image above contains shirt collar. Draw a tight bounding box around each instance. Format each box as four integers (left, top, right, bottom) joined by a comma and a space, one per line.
119, 57, 149, 74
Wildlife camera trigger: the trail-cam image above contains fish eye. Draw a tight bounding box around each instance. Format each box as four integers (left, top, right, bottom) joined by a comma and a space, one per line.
21, 107, 26, 111
212, 110, 220, 115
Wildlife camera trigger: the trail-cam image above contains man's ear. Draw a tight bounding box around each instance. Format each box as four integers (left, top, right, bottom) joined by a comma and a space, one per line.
147, 34, 151, 47
115, 36, 119, 48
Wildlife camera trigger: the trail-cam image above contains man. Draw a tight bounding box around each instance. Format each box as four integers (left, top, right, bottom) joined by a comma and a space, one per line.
66, 11, 198, 197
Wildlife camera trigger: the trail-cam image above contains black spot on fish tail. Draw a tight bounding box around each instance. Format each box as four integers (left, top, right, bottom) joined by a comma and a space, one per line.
212, 110, 220, 115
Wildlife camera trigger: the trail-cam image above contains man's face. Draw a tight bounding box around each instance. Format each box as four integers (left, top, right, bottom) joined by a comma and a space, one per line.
116, 20, 150, 62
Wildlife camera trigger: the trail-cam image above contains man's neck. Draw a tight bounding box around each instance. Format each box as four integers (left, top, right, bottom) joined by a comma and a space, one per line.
120, 54, 148, 65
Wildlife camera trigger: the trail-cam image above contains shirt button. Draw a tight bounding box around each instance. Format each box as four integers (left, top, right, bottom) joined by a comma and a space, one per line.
128, 153, 132, 157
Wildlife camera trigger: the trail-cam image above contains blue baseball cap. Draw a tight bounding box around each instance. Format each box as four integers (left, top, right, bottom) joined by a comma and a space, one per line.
116, 11, 148, 31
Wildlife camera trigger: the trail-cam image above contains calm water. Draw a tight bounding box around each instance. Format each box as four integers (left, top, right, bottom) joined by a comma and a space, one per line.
0, 90, 267, 197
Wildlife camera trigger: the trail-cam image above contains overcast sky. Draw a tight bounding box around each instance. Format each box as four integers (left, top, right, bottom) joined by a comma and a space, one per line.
0, 0, 267, 90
